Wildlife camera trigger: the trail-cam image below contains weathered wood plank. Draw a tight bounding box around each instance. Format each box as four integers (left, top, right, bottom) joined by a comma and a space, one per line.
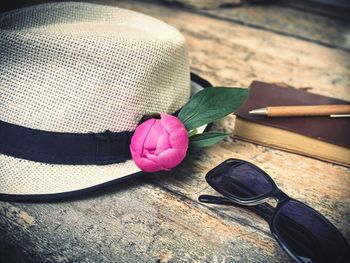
162, 0, 244, 9
116, 1, 350, 100
0, 180, 290, 263
203, 5, 350, 51
1, 1, 349, 262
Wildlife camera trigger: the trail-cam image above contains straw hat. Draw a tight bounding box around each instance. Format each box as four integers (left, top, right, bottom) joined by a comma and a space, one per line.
0, 2, 211, 201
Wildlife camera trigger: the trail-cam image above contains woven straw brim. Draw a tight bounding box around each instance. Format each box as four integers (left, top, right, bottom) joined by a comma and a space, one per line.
0, 155, 140, 197
0, 81, 206, 198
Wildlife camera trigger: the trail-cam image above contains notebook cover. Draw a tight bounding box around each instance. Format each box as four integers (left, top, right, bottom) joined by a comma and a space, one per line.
235, 81, 350, 148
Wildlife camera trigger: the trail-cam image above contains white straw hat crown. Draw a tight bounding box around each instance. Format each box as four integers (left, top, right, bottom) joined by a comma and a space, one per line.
0, 2, 190, 133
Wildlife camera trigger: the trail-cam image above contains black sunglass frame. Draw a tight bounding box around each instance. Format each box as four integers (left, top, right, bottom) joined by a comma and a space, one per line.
199, 159, 350, 263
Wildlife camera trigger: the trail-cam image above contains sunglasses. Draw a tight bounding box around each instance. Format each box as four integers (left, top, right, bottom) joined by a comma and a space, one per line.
199, 159, 350, 263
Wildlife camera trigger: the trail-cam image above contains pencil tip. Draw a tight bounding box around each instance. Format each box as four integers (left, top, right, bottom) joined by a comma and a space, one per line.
249, 108, 267, 115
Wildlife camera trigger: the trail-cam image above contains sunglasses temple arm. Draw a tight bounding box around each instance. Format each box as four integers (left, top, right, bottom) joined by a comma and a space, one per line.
198, 195, 272, 222
199, 195, 235, 206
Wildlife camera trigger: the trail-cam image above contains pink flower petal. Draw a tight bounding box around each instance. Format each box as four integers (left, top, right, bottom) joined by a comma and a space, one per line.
144, 153, 171, 171
130, 148, 162, 172
143, 120, 166, 150
145, 153, 158, 162
130, 119, 156, 155
139, 158, 163, 172
160, 114, 186, 133
130, 146, 142, 166
156, 148, 187, 170
145, 154, 170, 171
155, 133, 171, 155
169, 128, 189, 150
142, 149, 151, 156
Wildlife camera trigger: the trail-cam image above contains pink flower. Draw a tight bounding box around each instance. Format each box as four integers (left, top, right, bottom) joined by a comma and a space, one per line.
130, 113, 189, 172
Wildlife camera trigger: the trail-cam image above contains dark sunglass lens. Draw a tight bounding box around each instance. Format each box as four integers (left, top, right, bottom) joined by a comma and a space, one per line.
274, 200, 349, 263
209, 161, 274, 199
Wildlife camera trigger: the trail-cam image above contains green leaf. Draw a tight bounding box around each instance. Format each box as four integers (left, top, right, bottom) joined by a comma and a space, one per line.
189, 132, 228, 148
178, 87, 248, 131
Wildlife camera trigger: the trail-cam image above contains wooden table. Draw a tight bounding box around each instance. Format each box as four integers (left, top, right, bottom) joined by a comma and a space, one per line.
1, 1, 349, 262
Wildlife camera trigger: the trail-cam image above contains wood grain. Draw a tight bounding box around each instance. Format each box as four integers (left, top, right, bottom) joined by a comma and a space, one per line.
203, 4, 350, 51
1, 1, 349, 262
162, 0, 245, 9
115, 1, 350, 101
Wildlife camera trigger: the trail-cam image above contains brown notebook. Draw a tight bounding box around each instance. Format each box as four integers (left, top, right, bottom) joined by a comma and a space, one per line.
233, 81, 350, 167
